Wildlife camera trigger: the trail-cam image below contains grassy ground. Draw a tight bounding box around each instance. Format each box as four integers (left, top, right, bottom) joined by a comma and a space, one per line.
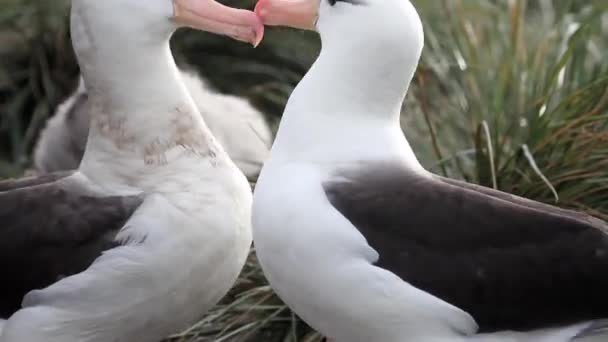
0, 0, 607, 341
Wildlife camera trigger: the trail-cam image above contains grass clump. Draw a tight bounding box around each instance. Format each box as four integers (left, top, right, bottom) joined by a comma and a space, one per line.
0, 0, 75, 177
409, 0, 608, 217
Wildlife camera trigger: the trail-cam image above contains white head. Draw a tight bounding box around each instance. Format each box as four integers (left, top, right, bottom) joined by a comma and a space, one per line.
256, 0, 422, 50
71, 0, 264, 97
255, 0, 424, 116
71, 0, 263, 46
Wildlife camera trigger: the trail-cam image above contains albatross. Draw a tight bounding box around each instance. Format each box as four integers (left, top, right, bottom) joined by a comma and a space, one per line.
252, 0, 608, 341
33, 69, 272, 179
0, 0, 263, 340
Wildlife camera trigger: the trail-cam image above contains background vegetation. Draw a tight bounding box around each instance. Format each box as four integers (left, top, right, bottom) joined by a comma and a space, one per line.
0, 0, 606, 341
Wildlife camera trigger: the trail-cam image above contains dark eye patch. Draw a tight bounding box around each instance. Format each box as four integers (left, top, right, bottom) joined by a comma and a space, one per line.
327, 0, 361, 6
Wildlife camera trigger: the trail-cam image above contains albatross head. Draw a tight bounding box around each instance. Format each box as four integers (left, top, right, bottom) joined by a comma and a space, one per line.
255, 0, 423, 120
71, 0, 264, 99
256, 0, 422, 58
72, 0, 263, 47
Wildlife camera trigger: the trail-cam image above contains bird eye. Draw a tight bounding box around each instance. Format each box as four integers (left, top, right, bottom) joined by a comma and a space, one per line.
327, 0, 361, 6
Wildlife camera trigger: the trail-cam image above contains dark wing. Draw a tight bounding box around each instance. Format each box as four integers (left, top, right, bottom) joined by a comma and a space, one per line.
437, 176, 606, 227
0, 171, 74, 192
0, 173, 143, 318
323, 163, 608, 332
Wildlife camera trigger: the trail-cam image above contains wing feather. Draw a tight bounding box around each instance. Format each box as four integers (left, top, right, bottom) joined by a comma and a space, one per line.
0, 173, 143, 318
324, 163, 608, 332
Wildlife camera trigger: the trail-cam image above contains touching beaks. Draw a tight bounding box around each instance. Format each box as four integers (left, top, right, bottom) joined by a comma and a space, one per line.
173, 0, 264, 47
254, 0, 320, 30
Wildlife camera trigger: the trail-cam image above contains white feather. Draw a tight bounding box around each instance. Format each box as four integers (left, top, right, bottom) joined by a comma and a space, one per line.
33, 70, 272, 178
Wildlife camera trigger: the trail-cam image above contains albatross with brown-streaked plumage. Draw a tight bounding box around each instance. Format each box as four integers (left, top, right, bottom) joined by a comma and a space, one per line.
33, 69, 273, 179
0, 0, 263, 340
252, 0, 608, 341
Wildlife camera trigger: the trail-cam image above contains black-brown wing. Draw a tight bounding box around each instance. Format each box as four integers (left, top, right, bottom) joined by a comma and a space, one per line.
437, 176, 607, 227
0, 173, 143, 318
323, 163, 608, 332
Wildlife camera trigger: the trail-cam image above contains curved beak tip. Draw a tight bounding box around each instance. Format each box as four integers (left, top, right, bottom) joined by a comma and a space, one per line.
253, 21, 265, 47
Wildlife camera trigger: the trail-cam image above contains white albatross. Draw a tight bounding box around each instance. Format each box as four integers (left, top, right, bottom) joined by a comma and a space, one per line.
252, 0, 608, 341
33, 69, 272, 179
0, 0, 263, 340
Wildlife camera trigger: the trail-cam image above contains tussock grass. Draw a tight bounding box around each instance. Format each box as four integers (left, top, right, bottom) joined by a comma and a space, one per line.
0, 0, 606, 341
408, 0, 608, 217
0, 0, 75, 177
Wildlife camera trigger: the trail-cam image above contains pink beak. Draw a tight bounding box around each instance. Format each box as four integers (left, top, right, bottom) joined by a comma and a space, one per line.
254, 0, 320, 30
174, 0, 264, 47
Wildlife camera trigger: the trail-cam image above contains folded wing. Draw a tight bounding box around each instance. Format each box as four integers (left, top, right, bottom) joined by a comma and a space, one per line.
0, 172, 143, 318
324, 163, 608, 332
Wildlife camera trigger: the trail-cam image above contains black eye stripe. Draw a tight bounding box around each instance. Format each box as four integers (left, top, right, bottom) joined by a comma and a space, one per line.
327, 0, 360, 6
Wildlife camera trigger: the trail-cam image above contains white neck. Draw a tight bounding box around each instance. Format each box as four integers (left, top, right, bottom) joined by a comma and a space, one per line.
70, 6, 218, 173
269, 29, 422, 167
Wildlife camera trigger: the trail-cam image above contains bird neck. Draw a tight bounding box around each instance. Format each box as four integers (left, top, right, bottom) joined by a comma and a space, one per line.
269, 37, 420, 165
73, 29, 219, 176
